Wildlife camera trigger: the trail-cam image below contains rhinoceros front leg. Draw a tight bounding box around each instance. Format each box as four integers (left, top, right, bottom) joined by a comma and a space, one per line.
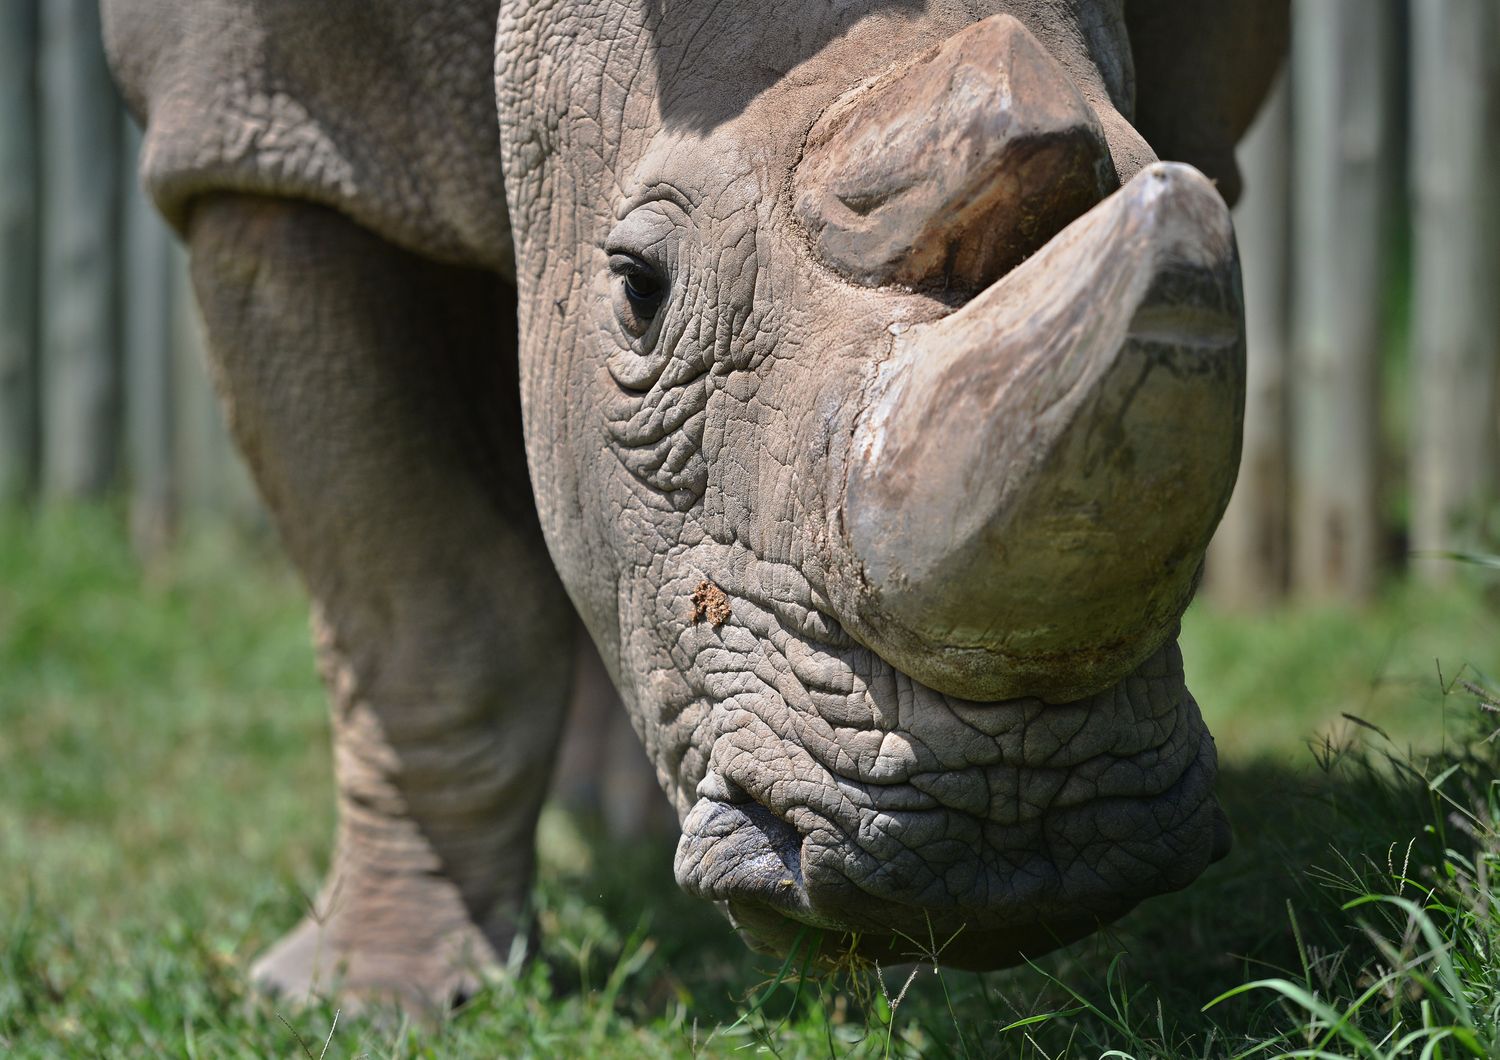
185, 195, 572, 1009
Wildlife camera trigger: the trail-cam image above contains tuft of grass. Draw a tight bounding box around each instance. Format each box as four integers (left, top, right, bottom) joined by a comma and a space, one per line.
1, 506, 1497, 1057
1199, 689, 1500, 1059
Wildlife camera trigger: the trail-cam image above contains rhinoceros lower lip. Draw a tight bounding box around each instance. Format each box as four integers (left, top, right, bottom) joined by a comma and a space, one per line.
721, 896, 1125, 972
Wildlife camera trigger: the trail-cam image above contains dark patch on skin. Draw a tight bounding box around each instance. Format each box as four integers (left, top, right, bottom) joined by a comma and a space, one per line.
689, 580, 732, 627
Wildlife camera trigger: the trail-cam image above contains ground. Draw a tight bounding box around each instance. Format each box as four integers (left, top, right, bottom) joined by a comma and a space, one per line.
1, 507, 1497, 1057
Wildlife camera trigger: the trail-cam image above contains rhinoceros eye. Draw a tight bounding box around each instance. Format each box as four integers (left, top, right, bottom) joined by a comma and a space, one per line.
608, 253, 668, 338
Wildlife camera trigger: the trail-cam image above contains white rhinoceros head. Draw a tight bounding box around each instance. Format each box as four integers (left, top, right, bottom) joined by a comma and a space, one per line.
497, 0, 1243, 967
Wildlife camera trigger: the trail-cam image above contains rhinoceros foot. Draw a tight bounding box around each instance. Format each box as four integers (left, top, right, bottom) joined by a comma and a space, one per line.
249, 872, 510, 1013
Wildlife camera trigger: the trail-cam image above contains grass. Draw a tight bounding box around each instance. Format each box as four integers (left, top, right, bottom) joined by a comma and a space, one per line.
1, 505, 1497, 1057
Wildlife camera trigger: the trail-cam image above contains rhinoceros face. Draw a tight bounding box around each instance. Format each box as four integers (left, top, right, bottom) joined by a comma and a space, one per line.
498, 0, 1243, 967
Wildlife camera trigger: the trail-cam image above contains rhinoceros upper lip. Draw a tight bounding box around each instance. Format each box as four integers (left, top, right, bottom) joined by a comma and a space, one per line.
678, 714, 1213, 946
674, 635, 1212, 925
673, 798, 836, 927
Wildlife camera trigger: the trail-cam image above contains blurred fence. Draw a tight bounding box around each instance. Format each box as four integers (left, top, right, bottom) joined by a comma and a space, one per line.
1, 0, 1497, 604
1209, 0, 1500, 606
0, 0, 255, 555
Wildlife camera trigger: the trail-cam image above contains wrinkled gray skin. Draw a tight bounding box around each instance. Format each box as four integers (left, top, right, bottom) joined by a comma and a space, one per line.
104, 0, 1287, 1009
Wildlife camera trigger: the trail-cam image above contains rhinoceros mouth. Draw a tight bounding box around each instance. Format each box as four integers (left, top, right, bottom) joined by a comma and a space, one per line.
671, 633, 1229, 970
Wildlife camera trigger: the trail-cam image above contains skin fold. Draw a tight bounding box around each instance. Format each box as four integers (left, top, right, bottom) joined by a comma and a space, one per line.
103, 0, 1286, 1009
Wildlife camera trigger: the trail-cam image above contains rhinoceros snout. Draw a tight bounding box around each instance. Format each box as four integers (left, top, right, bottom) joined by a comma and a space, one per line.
672, 640, 1226, 970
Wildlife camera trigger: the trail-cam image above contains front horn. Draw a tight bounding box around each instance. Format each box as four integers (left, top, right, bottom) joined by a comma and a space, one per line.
831, 164, 1246, 704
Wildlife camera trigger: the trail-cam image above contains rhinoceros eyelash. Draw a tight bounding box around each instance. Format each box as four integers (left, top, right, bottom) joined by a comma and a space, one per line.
608, 254, 664, 293
606, 249, 662, 274
609, 250, 670, 299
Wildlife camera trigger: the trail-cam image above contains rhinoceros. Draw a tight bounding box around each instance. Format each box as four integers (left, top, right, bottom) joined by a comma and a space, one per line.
104, 0, 1287, 1009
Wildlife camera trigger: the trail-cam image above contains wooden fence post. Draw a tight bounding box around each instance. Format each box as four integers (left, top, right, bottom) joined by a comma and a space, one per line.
1409, 0, 1500, 578
39, 0, 122, 499
1208, 74, 1292, 608
0, 0, 40, 502
122, 116, 176, 554
1289, 0, 1398, 601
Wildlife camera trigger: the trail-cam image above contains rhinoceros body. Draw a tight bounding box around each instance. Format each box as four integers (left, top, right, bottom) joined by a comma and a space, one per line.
104, 0, 1287, 1008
